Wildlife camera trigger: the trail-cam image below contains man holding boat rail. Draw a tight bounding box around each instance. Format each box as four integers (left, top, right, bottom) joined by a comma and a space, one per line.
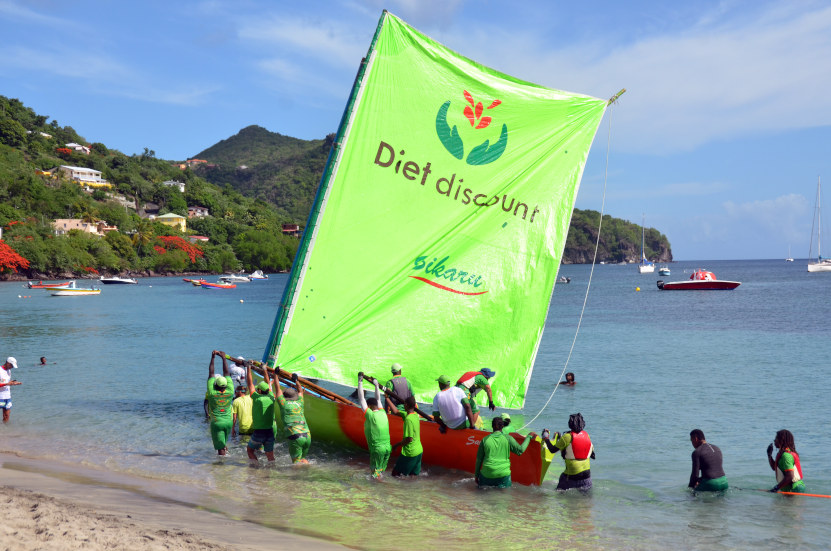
246, 361, 277, 463
232, 384, 253, 437
358, 374, 392, 478
542, 413, 595, 491
475, 416, 536, 488
206, 351, 234, 455
275, 370, 311, 464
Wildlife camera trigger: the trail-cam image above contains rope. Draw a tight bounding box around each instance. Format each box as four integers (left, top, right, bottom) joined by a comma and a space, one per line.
519, 94, 619, 431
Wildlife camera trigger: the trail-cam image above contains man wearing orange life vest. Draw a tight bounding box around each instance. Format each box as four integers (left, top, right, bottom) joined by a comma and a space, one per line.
455, 368, 496, 429
542, 413, 595, 491
767, 429, 805, 493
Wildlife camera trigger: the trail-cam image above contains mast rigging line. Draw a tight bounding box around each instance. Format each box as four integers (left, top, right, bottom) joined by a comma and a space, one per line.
519, 89, 623, 431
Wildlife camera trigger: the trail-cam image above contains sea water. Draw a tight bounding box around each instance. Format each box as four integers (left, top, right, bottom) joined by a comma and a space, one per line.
1, 261, 829, 550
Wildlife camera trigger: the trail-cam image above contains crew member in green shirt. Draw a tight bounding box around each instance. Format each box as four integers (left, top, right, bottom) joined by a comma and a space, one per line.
384, 363, 414, 415
206, 351, 234, 456
245, 361, 276, 463
391, 396, 423, 477
358, 373, 391, 479
232, 384, 253, 437
475, 417, 536, 488
275, 370, 311, 464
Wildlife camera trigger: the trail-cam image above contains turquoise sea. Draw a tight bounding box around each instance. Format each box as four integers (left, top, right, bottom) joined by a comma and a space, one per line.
1, 260, 829, 550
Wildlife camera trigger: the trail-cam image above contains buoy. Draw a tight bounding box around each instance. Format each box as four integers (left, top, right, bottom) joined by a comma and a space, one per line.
636, 287, 641, 292
240, 299, 244, 303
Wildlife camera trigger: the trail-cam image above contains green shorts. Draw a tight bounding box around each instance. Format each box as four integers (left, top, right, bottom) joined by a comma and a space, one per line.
288, 433, 311, 462
784, 480, 805, 493
696, 476, 729, 492
477, 474, 511, 488
369, 445, 391, 477
210, 419, 233, 451
392, 453, 422, 476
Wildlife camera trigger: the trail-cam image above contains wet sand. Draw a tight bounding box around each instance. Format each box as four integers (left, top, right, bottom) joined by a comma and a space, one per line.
0, 453, 348, 551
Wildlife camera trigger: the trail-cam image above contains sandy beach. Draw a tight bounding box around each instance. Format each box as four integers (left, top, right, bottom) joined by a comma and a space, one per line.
0, 453, 347, 551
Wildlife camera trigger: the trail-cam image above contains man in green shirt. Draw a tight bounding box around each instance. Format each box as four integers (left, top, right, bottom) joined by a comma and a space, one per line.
358, 373, 391, 479
206, 351, 234, 456
391, 396, 423, 477
384, 363, 414, 415
475, 417, 536, 488
232, 384, 253, 437
245, 362, 276, 463
275, 371, 311, 464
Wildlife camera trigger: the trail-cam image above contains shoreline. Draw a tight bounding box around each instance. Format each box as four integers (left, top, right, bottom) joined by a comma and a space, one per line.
0, 451, 348, 551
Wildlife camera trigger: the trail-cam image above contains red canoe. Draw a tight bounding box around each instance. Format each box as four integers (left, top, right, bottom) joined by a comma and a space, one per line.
27, 281, 72, 289
201, 281, 236, 289
657, 269, 741, 290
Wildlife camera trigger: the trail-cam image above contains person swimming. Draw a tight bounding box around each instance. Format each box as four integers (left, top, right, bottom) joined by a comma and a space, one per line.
559, 372, 576, 386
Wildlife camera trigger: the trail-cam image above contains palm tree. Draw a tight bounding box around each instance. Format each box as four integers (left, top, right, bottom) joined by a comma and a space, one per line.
131, 218, 155, 254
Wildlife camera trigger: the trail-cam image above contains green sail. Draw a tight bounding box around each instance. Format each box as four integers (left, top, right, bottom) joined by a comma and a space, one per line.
264, 12, 607, 409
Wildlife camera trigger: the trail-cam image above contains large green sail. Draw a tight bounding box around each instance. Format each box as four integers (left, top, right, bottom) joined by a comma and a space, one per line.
264, 12, 607, 409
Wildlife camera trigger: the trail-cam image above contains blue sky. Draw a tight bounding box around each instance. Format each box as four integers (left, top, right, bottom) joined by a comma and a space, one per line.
2, 0, 830, 260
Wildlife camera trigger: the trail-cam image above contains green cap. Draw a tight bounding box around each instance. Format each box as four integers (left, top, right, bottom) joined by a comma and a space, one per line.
256, 381, 270, 393
436, 374, 451, 385
391, 363, 403, 373
500, 413, 511, 421
214, 376, 228, 388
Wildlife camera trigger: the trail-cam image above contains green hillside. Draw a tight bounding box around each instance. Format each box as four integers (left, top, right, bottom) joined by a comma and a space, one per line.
0, 96, 298, 279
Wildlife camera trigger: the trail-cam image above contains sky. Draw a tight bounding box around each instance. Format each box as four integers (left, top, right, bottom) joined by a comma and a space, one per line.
1, 0, 830, 260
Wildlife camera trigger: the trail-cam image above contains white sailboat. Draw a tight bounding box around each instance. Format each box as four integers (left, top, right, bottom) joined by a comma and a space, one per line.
785, 245, 794, 262
808, 177, 831, 272
638, 214, 654, 273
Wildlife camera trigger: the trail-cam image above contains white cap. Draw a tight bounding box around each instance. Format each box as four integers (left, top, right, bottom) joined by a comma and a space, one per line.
5, 357, 17, 369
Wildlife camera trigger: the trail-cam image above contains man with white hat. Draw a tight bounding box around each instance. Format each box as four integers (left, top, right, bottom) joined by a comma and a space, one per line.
0, 357, 20, 423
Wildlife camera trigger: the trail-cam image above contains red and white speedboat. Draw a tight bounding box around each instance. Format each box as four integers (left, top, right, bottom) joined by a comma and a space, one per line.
657, 269, 741, 290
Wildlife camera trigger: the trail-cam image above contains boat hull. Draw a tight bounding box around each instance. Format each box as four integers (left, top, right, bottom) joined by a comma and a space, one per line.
28, 281, 71, 289
807, 261, 831, 272
638, 264, 654, 273
201, 282, 236, 289
50, 289, 101, 296
100, 277, 137, 284
289, 390, 552, 485
657, 280, 740, 290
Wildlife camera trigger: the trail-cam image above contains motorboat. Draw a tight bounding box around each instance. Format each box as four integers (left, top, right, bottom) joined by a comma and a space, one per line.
658, 266, 671, 276
49, 281, 101, 296
27, 280, 71, 289
99, 275, 137, 284
249, 270, 268, 280
557, 276, 571, 283
201, 281, 236, 289
219, 274, 251, 283
657, 269, 740, 290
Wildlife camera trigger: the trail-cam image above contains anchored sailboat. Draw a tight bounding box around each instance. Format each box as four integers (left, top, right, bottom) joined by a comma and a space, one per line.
638, 215, 654, 273
808, 177, 831, 272
229, 11, 613, 484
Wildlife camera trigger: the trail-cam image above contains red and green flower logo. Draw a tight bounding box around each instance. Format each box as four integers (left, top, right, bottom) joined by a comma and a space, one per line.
436, 90, 508, 165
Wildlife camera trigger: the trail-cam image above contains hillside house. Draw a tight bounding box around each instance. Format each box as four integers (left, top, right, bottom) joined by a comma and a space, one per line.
53, 219, 118, 237
282, 223, 301, 237
188, 206, 209, 218
153, 213, 186, 232
65, 142, 91, 155
58, 165, 112, 189
188, 235, 209, 244
161, 180, 185, 193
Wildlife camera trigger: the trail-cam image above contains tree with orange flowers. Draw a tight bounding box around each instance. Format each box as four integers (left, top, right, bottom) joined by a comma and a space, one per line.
0, 240, 30, 273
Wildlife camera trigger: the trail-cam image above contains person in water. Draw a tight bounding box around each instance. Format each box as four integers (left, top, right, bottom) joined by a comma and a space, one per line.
275, 370, 311, 464
0, 357, 20, 423
432, 375, 475, 432
206, 351, 233, 455
39, 357, 47, 366
559, 372, 576, 386
245, 362, 276, 463
767, 429, 805, 493
542, 413, 595, 491
231, 383, 253, 438
688, 429, 728, 491
455, 368, 496, 429
474, 417, 536, 488
358, 374, 392, 478
384, 363, 413, 415
391, 396, 423, 477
